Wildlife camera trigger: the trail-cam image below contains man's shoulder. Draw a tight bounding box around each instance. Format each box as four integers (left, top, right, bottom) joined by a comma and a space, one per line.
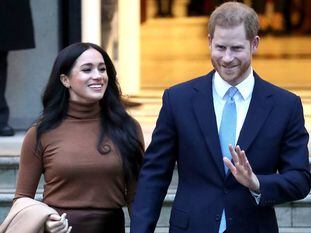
167, 72, 213, 94
255, 74, 299, 100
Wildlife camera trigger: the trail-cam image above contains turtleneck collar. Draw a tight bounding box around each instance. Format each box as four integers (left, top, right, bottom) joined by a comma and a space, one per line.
67, 100, 101, 119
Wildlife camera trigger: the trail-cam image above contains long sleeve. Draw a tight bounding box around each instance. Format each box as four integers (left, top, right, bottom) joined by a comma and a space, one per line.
258, 97, 311, 206
14, 127, 43, 200
130, 90, 177, 232
126, 121, 145, 212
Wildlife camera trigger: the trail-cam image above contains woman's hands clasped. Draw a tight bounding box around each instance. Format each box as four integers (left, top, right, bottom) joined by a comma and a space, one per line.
45, 213, 72, 233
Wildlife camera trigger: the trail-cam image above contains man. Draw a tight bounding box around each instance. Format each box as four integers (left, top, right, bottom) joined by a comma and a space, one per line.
155, 0, 174, 18
101, 0, 117, 50
131, 2, 311, 233
0, 0, 35, 136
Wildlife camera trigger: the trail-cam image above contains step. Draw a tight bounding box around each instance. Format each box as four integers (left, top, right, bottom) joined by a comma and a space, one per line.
1, 159, 311, 230
0, 154, 309, 190
2, 191, 311, 231
279, 228, 311, 233
132, 228, 311, 233
0, 156, 45, 190
3, 95, 311, 156
0, 131, 24, 156
1, 153, 311, 230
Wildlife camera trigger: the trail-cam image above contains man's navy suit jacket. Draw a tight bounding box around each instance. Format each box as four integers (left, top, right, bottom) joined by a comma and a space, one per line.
131, 71, 311, 233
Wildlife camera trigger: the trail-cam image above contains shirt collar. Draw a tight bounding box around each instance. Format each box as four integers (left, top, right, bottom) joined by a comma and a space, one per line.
213, 68, 255, 100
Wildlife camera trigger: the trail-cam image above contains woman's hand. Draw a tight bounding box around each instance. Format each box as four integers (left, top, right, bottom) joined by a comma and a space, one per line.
45, 213, 72, 233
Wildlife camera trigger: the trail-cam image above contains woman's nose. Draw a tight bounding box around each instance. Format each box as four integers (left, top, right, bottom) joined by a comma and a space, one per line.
93, 69, 103, 79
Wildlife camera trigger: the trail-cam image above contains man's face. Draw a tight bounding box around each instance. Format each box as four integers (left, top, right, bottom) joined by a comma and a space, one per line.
209, 24, 259, 86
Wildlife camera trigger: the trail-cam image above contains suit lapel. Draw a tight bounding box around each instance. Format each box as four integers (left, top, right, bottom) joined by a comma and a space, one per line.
192, 72, 225, 178
237, 74, 274, 153
192, 72, 274, 179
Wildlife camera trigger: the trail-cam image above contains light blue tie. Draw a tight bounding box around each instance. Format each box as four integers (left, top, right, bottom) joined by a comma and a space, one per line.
218, 86, 238, 233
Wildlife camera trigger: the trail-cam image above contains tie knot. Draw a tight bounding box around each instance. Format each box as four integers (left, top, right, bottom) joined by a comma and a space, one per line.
226, 87, 238, 100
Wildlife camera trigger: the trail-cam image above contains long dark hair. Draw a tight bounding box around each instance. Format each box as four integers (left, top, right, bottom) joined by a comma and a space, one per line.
36, 42, 143, 180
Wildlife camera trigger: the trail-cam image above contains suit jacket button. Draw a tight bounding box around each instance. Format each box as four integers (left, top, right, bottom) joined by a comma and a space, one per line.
216, 215, 221, 221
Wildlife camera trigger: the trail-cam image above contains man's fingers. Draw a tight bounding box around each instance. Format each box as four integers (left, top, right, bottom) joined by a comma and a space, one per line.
239, 151, 248, 167
223, 157, 237, 175
229, 144, 238, 164
237, 148, 253, 174
244, 159, 253, 175
234, 145, 245, 166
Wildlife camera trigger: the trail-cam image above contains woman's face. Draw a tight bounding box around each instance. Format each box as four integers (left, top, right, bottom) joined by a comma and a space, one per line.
61, 48, 108, 104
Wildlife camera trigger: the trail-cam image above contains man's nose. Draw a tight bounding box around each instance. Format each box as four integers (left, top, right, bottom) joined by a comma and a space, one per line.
223, 49, 234, 63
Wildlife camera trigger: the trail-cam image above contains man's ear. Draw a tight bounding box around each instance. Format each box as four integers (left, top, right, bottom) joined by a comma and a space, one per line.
251, 36, 260, 54
60, 74, 70, 88
208, 34, 212, 49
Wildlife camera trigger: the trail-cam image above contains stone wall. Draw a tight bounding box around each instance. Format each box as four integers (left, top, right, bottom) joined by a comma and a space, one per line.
6, 0, 59, 130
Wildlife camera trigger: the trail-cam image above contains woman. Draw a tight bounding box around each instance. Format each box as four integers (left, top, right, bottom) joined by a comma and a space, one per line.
14, 42, 144, 233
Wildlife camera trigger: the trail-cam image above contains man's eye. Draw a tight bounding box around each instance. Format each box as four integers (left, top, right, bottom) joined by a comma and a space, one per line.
232, 47, 243, 51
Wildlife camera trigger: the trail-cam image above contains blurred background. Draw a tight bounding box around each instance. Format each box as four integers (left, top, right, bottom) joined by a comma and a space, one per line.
1, 1, 311, 232
2, 0, 311, 133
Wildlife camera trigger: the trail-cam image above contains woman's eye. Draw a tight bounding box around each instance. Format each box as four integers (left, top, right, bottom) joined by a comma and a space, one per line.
99, 67, 106, 72
82, 68, 91, 72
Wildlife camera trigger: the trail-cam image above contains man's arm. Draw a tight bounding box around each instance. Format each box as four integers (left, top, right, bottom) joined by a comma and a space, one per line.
224, 97, 311, 206
257, 97, 311, 206
130, 89, 177, 233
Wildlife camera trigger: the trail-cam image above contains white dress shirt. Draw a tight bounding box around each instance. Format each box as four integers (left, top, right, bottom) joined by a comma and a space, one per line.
212, 69, 254, 142
212, 68, 261, 203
